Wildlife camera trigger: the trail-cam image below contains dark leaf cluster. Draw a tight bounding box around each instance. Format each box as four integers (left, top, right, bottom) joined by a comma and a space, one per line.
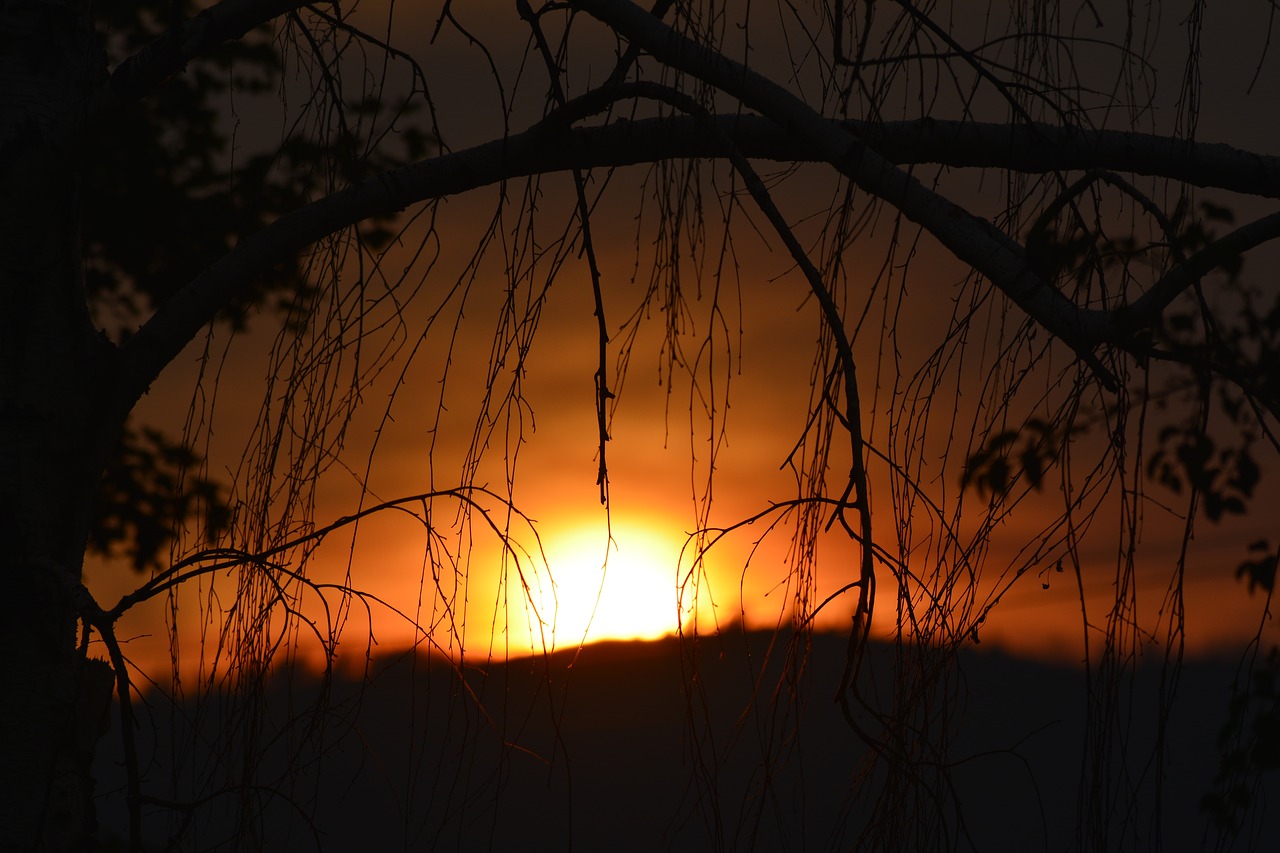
84, 0, 428, 334
1160, 290, 1280, 421
961, 417, 1067, 499
89, 426, 230, 572
1236, 540, 1278, 596
1202, 645, 1280, 833
1146, 428, 1260, 522
86, 1, 299, 330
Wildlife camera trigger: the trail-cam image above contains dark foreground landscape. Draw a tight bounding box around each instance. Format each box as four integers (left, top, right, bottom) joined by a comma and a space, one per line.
93, 631, 1279, 851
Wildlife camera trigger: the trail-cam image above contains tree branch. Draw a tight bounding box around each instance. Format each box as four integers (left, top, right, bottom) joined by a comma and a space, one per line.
537, 105, 1280, 199
115, 104, 1280, 414
851, 120, 1280, 200
571, 0, 1118, 381
1124, 209, 1280, 329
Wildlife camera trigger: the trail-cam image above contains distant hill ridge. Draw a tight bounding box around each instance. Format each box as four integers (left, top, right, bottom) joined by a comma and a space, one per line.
94, 631, 1277, 850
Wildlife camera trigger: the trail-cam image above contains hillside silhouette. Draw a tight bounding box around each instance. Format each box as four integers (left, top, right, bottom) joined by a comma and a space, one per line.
91, 631, 1279, 850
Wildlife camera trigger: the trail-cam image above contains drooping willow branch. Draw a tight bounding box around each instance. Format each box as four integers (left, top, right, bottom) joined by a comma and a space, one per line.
74, 485, 545, 852
519, 0, 615, 505
591, 79, 879, 719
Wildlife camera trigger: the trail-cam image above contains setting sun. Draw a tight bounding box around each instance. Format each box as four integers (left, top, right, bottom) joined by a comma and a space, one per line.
531, 519, 698, 645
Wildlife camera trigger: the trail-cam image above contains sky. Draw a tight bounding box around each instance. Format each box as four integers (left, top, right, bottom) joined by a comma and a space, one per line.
83, 0, 1280, 678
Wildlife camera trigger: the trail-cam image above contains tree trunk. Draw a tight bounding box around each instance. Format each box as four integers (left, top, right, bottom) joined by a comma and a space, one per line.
0, 2, 116, 849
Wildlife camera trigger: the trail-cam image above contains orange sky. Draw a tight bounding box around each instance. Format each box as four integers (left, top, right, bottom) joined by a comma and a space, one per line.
82, 174, 1280, 679
82, 1, 1280, 679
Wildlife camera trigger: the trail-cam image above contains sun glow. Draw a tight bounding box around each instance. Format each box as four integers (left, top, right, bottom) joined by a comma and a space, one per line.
529, 519, 697, 646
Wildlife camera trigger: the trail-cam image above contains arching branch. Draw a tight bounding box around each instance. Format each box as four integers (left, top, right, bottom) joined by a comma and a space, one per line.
115, 107, 1280, 416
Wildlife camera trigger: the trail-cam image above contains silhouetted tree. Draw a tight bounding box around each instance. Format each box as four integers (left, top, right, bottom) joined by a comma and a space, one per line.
2, 0, 1278, 849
